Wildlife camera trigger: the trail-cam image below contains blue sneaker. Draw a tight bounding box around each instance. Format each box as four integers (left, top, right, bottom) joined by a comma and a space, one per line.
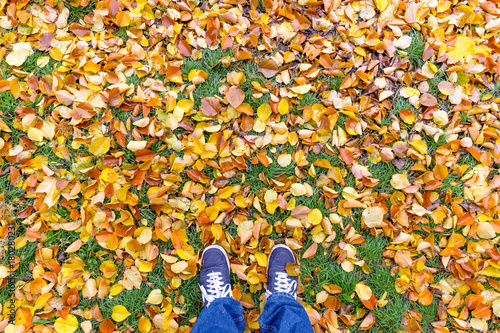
266, 244, 298, 298
199, 245, 232, 308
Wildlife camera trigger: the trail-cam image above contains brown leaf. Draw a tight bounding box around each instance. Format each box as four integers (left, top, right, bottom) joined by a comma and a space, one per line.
420, 93, 437, 107
200, 97, 220, 116
55, 90, 75, 105
69, 23, 91, 37
258, 59, 279, 78
226, 86, 245, 108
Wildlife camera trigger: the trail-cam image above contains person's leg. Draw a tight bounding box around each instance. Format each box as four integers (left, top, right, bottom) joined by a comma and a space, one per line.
191, 245, 245, 333
258, 244, 314, 333
191, 297, 245, 333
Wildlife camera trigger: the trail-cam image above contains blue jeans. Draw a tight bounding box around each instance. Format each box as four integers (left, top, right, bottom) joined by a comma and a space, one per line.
190, 293, 314, 333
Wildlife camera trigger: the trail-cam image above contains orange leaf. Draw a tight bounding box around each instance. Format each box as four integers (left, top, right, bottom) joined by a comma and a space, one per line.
99, 319, 115, 333
418, 290, 433, 305
302, 242, 318, 259
339, 148, 354, 165
226, 86, 245, 108
394, 250, 412, 267
420, 93, 437, 106
359, 312, 376, 330
399, 109, 415, 124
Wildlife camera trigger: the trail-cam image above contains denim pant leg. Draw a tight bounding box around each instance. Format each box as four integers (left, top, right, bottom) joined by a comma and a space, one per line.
258, 293, 314, 333
191, 297, 246, 333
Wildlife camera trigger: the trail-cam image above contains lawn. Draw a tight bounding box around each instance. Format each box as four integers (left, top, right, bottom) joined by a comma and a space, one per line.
1, 0, 500, 332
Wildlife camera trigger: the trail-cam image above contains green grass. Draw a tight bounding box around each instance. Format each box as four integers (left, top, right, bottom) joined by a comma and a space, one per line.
182, 49, 273, 109
0, 172, 25, 204
298, 92, 320, 108
396, 29, 425, 67
368, 160, 413, 194
22, 50, 60, 76
16, 241, 38, 281
358, 234, 386, 266
321, 74, 344, 91
365, 267, 410, 332
481, 81, 500, 99
126, 74, 142, 87
427, 71, 448, 98
114, 27, 129, 41
391, 95, 415, 114
300, 242, 362, 306
424, 132, 446, 154
64, 1, 96, 24
175, 276, 203, 323
414, 300, 438, 333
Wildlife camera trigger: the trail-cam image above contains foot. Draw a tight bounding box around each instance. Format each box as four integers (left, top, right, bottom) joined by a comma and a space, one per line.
266, 244, 298, 299
199, 244, 232, 308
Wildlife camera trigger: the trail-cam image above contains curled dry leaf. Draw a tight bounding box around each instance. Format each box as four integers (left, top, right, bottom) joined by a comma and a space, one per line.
258, 59, 279, 78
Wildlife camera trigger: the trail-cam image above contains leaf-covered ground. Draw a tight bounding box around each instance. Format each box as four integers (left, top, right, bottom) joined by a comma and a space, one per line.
1, 0, 500, 332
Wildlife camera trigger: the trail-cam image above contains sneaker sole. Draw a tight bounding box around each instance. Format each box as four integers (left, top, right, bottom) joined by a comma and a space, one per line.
202, 244, 231, 270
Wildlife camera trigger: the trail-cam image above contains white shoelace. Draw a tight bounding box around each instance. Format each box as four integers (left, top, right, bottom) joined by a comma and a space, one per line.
266, 271, 297, 297
200, 272, 232, 307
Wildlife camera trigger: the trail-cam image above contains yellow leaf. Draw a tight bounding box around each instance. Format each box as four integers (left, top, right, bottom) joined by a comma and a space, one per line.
109, 284, 124, 296
28, 127, 44, 142
433, 110, 449, 127
6, 42, 33, 66
37, 56, 50, 68
247, 270, 260, 284
171, 261, 188, 274
277, 154, 292, 167
100, 168, 118, 183
362, 206, 384, 228
291, 183, 306, 196
480, 266, 500, 278
307, 209, 322, 225
257, 103, 272, 121
127, 141, 147, 152
54, 314, 79, 333
291, 84, 312, 94
493, 299, 500, 318
255, 252, 267, 267
145, 289, 163, 304
264, 189, 278, 203
89, 137, 111, 156
278, 99, 289, 115
112, 305, 131, 322
477, 222, 495, 239
355, 282, 373, 301
390, 174, 411, 189
447, 36, 476, 63
374, 0, 388, 11
409, 139, 427, 154
394, 35, 412, 49
34, 292, 52, 309
235, 195, 248, 208
404, 87, 420, 97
